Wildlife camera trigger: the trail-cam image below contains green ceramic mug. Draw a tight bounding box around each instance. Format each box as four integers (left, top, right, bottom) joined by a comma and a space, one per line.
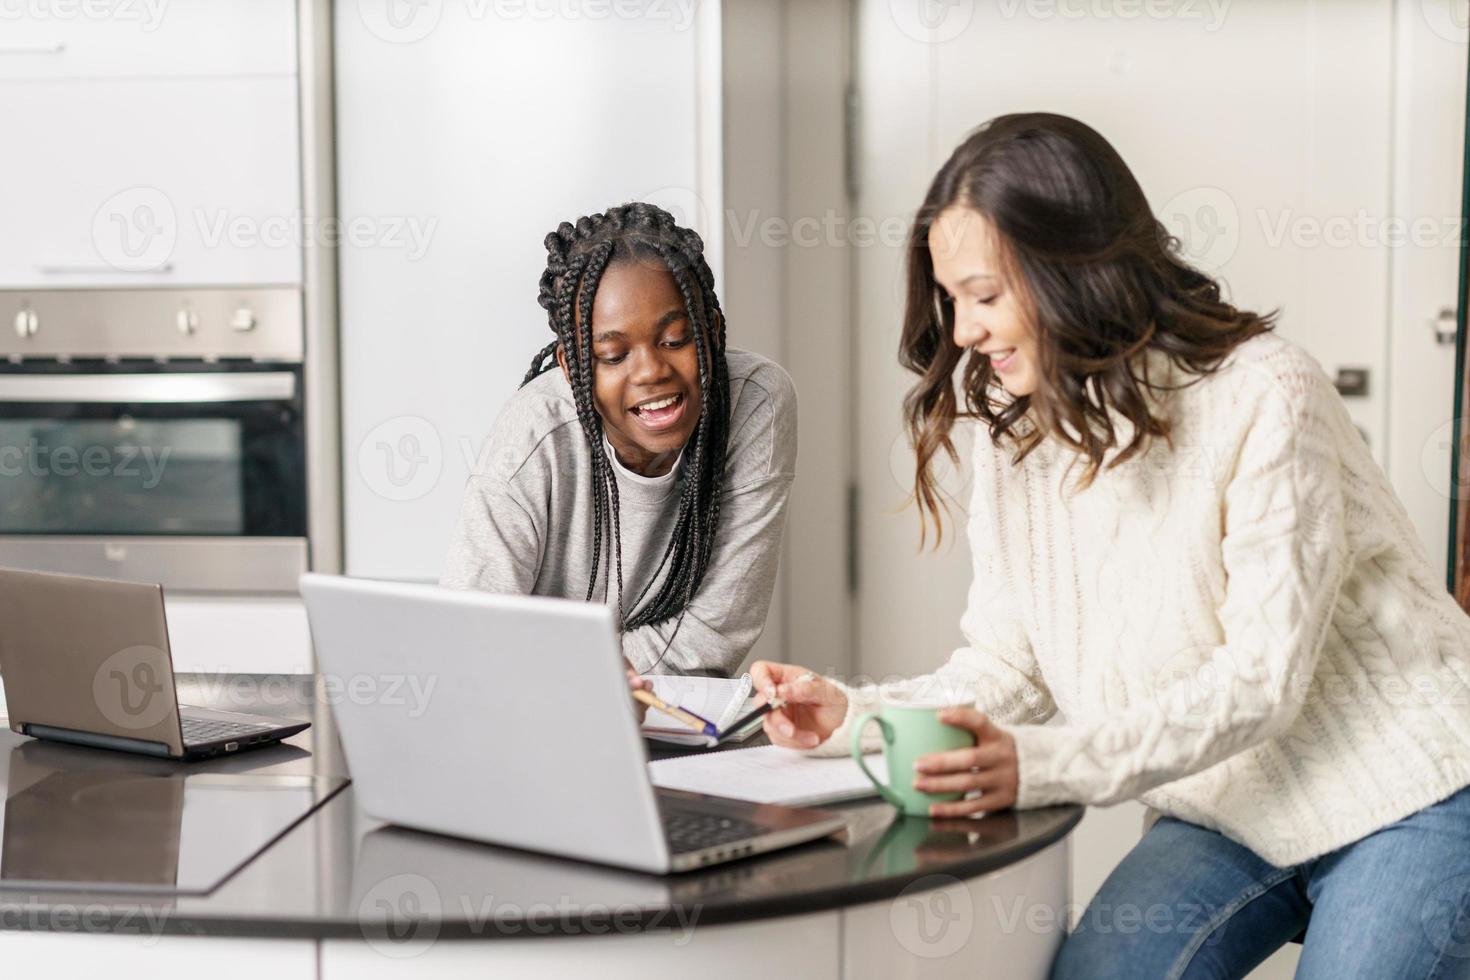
850, 694, 977, 816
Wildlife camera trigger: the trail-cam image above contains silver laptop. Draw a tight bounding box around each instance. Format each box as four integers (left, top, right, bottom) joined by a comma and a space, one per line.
299, 574, 846, 874
0, 567, 309, 760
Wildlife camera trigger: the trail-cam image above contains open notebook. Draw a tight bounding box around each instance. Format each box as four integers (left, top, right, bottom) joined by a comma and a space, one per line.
649, 744, 884, 807
641, 673, 763, 748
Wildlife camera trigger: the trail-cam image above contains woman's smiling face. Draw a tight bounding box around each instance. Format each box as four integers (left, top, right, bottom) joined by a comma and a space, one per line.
565, 258, 704, 477
927, 206, 1040, 397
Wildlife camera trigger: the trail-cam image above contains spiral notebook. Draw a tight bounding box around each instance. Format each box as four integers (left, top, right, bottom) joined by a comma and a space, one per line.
648, 744, 884, 807
640, 673, 763, 748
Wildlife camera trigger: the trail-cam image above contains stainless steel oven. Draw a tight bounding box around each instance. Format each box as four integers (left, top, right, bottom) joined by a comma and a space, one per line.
0, 288, 309, 593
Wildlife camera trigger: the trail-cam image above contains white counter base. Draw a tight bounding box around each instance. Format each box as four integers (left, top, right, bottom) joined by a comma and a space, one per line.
316, 837, 1069, 979
0, 824, 1069, 980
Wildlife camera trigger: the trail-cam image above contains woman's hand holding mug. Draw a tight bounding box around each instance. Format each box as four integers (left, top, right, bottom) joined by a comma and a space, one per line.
750, 660, 848, 749
912, 707, 1019, 816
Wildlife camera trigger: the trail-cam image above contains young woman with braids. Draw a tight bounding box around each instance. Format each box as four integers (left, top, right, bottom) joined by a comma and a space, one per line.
442, 202, 796, 687
753, 114, 1470, 978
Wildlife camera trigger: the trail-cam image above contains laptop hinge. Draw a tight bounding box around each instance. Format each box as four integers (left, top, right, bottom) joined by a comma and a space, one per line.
21, 723, 175, 758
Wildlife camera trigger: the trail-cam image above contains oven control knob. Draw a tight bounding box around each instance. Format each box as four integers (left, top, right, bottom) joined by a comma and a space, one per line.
13, 309, 37, 339
176, 309, 198, 336
230, 307, 257, 332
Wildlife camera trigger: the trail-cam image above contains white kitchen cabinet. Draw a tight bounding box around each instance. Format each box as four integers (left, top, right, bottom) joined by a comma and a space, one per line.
0, 933, 315, 980
0, 76, 302, 289
0, 0, 296, 80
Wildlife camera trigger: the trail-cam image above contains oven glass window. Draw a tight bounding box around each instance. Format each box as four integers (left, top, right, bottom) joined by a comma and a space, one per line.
0, 418, 246, 535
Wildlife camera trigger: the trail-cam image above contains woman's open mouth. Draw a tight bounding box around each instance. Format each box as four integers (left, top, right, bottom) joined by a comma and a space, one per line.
629, 392, 687, 431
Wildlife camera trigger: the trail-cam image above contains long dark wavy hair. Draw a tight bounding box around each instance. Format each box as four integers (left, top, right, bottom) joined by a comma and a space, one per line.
523, 202, 731, 632
901, 112, 1276, 544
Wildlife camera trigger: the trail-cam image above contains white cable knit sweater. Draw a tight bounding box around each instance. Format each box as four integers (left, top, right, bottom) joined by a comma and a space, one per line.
821, 332, 1470, 868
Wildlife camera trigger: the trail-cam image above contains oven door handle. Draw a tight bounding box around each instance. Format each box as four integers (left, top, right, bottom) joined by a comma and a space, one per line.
0, 372, 297, 404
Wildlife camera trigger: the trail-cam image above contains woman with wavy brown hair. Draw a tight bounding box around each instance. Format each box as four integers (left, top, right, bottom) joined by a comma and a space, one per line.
752, 113, 1470, 977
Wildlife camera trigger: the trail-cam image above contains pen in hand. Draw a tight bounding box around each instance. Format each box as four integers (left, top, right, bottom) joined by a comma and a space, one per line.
718, 697, 787, 743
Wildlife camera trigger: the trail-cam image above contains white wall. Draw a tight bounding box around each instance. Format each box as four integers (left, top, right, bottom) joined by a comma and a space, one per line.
336, 0, 721, 582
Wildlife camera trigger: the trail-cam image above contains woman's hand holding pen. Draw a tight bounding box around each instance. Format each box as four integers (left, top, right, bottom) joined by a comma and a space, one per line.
750, 661, 847, 749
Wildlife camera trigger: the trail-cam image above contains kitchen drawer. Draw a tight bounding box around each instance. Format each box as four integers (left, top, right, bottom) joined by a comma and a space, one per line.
0, 0, 296, 80
0, 76, 302, 289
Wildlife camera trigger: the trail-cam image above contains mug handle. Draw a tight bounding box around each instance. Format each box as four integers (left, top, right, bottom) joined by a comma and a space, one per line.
851, 712, 904, 808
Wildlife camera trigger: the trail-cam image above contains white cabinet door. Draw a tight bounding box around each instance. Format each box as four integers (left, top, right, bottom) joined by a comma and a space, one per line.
1386, 0, 1468, 580
0, 933, 315, 980
0, 0, 296, 79
0, 76, 302, 289
927, 4, 1395, 455
853, 0, 1397, 682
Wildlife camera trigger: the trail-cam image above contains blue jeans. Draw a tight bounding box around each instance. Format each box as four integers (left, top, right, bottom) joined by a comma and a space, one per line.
1050, 784, 1470, 979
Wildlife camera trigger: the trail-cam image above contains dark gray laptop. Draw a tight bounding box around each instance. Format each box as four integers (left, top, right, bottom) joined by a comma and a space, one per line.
0, 567, 308, 760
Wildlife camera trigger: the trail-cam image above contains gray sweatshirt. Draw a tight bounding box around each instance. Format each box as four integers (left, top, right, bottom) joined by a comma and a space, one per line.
440, 348, 796, 676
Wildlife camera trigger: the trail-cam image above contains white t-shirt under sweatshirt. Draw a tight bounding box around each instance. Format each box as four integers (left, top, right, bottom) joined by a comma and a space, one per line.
814, 331, 1470, 868
441, 348, 796, 677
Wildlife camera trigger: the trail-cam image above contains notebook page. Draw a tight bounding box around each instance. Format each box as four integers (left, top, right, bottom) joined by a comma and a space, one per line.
642, 674, 753, 733
649, 744, 885, 807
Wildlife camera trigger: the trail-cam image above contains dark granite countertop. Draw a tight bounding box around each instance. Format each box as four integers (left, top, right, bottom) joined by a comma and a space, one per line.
0, 674, 1083, 939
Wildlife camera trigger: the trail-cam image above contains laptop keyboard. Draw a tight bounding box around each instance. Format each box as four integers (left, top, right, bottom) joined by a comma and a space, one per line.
180, 717, 274, 746
662, 809, 769, 856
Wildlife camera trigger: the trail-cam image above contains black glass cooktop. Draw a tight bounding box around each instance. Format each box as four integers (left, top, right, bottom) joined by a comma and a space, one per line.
0, 742, 346, 894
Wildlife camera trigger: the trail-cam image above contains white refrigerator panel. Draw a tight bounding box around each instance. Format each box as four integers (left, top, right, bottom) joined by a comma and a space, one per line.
336, 0, 716, 579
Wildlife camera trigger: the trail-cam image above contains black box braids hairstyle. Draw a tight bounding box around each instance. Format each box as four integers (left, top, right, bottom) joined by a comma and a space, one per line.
523, 202, 731, 651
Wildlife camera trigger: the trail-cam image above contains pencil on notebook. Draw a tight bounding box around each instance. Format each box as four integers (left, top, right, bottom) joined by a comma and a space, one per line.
633, 688, 719, 738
